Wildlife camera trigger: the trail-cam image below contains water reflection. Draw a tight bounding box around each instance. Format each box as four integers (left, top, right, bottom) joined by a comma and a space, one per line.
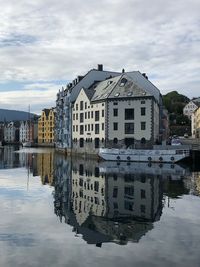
1, 147, 200, 248
52, 157, 195, 246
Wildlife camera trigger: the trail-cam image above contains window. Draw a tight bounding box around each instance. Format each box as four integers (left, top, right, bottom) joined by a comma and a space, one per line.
113, 202, 118, 209
124, 186, 134, 196
124, 201, 133, 211
85, 125, 87, 131
73, 114, 75, 120
113, 122, 118, 131
113, 138, 118, 144
141, 107, 146, 116
113, 102, 118, 105
95, 124, 99, 134
88, 124, 90, 131
85, 102, 87, 109
125, 123, 134, 134
80, 125, 84, 135
73, 125, 75, 132
141, 189, 146, 199
76, 103, 78, 110
125, 108, 134, 120
88, 111, 90, 119
113, 109, 118, 117
94, 181, 99, 192
91, 111, 93, 119
102, 110, 104, 117
76, 125, 78, 132
102, 123, 104, 131
95, 111, 99, 121
91, 124, 93, 131
80, 101, 83, 110
140, 205, 146, 213
80, 113, 84, 123
85, 112, 87, 119
76, 113, 78, 120
141, 100, 145, 104
113, 187, 118, 198
120, 78, 127, 86
141, 122, 146, 130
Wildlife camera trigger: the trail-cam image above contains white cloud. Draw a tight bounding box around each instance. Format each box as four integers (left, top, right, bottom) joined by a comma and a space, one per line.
0, 0, 200, 111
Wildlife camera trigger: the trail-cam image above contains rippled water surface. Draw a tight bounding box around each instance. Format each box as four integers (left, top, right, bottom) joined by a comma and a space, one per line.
0, 146, 200, 267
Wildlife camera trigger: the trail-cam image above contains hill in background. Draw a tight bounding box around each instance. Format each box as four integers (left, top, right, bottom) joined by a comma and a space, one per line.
0, 108, 37, 122
163, 91, 190, 135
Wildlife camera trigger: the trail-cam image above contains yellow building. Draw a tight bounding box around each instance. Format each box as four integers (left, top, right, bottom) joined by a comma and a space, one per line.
193, 107, 200, 138
38, 108, 55, 144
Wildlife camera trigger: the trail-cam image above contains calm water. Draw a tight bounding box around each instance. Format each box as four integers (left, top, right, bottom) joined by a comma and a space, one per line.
0, 146, 200, 267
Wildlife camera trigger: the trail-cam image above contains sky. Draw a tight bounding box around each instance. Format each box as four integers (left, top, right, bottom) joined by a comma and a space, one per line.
0, 0, 199, 114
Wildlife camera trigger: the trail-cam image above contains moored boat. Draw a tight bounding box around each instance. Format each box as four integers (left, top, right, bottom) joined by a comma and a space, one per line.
22, 141, 33, 147
98, 147, 190, 163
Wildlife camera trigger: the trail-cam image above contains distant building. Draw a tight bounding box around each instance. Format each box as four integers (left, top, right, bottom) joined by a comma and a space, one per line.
0, 123, 4, 142
4, 121, 20, 143
192, 107, 200, 138
183, 100, 200, 119
20, 117, 38, 144
38, 108, 55, 145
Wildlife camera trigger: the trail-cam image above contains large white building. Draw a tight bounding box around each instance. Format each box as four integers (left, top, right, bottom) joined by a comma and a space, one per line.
72, 71, 162, 154
55, 65, 120, 152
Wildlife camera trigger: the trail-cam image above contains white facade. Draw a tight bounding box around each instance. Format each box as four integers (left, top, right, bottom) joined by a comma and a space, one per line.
72, 72, 161, 153
183, 101, 198, 119
20, 121, 30, 142
55, 65, 120, 151
72, 89, 106, 152
107, 98, 159, 143
4, 122, 18, 142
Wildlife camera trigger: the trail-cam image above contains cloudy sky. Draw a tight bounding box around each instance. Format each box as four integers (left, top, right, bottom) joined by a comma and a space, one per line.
0, 0, 199, 114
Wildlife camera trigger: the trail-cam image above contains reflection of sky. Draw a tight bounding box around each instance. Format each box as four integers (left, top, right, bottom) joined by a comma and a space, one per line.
0, 164, 200, 266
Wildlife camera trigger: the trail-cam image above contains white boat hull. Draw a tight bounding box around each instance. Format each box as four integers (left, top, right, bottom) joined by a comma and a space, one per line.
22, 142, 32, 147
98, 148, 190, 163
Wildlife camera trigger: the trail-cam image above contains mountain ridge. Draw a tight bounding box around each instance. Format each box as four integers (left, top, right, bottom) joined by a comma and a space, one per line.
0, 108, 37, 122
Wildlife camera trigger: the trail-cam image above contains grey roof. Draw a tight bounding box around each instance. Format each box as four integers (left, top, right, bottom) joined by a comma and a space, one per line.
193, 98, 200, 105
91, 72, 161, 103
83, 87, 96, 100
69, 69, 120, 103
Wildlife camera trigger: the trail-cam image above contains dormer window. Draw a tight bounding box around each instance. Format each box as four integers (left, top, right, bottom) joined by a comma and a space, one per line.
119, 78, 127, 86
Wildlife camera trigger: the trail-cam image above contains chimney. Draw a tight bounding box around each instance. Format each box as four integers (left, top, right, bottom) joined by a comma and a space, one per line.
122, 68, 125, 73
97, 64, 103, 71
142, 73, 148, 80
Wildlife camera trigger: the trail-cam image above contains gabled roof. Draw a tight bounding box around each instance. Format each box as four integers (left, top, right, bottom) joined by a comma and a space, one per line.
91, 72, 160, 102
69, 69, 120, 103
193, 98, 200, 106
43, 109, 50, 117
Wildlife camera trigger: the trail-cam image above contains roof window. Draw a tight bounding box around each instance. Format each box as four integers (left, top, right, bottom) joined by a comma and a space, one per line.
119, 78, 127, 86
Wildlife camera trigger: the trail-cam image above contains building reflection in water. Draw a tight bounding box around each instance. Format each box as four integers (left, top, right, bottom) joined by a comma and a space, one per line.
37, 153, 54, 185
1, 147, 197, 246
53, 158, 191, 246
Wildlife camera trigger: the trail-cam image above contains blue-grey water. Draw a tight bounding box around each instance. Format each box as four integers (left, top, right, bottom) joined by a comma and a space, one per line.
0, 146, 200, 267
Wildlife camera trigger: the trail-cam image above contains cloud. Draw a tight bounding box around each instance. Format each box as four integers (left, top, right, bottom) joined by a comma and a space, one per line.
0, 0, 200, 111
